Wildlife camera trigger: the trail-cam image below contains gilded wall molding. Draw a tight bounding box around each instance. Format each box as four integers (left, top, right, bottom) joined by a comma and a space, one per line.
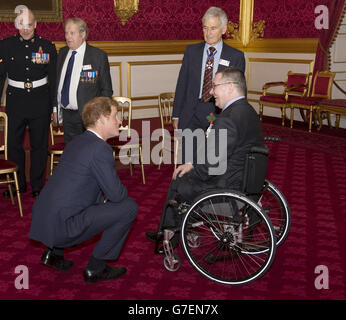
109, 62, 123, 96
126, 60, 182, 99
227, 0, 265, 47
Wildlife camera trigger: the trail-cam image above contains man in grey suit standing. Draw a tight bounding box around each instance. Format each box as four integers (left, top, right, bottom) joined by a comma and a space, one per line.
53, 18, 113, 144
30, 97, 138, 284
173, 7, 245, 162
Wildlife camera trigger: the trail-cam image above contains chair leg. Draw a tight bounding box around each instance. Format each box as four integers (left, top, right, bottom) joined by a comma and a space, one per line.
259, 102, 263, 121
326, 112, 331, 128
174, 138, 179, 171
317, 109, 322, 131
6, 174, 15, 205
13, 171, 23, 217
308, 106, 313, 132
335, 114, 341, 128
128, 149, 133, 176
139, 145, 146, 184
290, 107, 294, 128
50, 154, 54, 176
281, 107, 286, 127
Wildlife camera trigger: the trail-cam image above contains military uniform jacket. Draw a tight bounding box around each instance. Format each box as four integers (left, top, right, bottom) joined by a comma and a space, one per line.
0, 34, 57, 119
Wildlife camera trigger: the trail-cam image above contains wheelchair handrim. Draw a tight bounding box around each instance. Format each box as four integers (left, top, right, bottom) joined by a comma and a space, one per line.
181, 191, 276, 285
264, 179, 291, 247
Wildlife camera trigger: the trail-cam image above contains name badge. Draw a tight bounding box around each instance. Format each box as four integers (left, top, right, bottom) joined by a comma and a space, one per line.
82, 64, 92, 71
219, 59, 230, 67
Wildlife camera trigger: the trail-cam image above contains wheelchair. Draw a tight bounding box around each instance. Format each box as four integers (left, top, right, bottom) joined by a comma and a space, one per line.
154, 143, 291, 285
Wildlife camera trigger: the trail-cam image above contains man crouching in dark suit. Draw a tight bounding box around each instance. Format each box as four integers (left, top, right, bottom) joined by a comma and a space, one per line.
29, 97, 138, 284
146, 67, 263, 251
52, 18, 113, 144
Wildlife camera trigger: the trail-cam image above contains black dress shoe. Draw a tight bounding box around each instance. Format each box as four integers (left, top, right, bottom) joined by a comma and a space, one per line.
145, 231, 163, 243
83, 264, 127, 284
32, 190, 41, 198
40, 249, 74, 271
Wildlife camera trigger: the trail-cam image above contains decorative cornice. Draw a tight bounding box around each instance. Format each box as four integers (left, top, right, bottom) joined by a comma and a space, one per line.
243, 38, 318, 53
53, 38, 318, 55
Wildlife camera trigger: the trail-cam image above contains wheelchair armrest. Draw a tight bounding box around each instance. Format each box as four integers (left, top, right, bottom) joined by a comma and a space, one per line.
249, 145, 269, 156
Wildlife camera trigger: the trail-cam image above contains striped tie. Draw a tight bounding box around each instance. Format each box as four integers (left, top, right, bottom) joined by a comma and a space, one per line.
201, 47, 216, 102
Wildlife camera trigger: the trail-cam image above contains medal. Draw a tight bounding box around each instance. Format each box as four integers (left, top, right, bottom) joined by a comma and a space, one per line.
206, 47, 217, 70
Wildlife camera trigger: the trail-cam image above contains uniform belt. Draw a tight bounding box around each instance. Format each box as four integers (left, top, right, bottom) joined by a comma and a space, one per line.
8, 77, 47, 89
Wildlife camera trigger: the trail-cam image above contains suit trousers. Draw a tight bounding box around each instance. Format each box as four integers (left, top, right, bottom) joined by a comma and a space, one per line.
55, 197, 138, 260
160, 173, 204, 230
7, 113, 50, 190
62, 108, 85, 144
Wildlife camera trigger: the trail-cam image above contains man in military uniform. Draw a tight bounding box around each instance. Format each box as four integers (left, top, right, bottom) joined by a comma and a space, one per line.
0, 8, 57, 198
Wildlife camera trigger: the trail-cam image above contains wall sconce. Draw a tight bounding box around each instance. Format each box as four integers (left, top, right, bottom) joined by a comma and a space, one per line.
114, 0, 139, 26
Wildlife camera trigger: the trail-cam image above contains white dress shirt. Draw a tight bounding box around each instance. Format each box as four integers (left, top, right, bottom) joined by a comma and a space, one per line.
57, 41, 86, 111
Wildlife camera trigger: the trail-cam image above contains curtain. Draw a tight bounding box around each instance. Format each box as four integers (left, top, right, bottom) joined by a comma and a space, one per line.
301, 0, 346, 122
312, 0, 346, 88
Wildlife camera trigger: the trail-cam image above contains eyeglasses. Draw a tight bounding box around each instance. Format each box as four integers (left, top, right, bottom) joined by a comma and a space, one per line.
211, 81, 238, 89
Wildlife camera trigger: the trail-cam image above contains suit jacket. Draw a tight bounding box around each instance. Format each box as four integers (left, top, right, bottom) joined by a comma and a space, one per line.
177, 98, 263, 200
56, 43, 112, 117
173, 41, 245, 130
29, 130, 127, 248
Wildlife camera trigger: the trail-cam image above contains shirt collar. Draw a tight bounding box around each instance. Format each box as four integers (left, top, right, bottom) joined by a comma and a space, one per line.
87, 129, 103, 140
222, 96, 245, 112
204, 40, 223, 53
69, 41, 86, 55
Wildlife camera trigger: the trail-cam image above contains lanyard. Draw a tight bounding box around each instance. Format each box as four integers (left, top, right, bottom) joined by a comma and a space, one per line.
206, 48, 217, 62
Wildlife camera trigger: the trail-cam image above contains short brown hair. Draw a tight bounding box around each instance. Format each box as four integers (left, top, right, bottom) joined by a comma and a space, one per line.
82, 97, 118, 128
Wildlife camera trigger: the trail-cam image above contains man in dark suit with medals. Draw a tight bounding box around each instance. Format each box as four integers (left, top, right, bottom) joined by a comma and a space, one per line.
30, 97, 138, 284
172, 6, 245, 163
53, 17, 113, 144
146, 67, 263, 251
0, 8, 57, 198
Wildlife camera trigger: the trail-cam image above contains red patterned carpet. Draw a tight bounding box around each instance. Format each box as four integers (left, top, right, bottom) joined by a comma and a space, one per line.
0, 120, 346, 300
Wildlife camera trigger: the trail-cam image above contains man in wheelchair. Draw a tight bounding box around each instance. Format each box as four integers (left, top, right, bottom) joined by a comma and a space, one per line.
146, 67, 264, 254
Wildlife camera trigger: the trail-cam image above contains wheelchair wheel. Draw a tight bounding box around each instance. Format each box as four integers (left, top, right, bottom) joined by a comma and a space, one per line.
164, 254, 181, 272
181, 190, 276, 285
260, 180, 291, 247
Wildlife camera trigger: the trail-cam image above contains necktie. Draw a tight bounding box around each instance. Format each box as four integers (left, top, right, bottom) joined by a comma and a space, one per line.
61, 50, 77, 107
201, 47, 216, 102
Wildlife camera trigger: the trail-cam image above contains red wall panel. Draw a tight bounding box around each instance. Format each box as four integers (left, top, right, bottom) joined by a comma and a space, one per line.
0, 0, 331, 41
253, 0, 331, 38
0, 0, 240, 41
